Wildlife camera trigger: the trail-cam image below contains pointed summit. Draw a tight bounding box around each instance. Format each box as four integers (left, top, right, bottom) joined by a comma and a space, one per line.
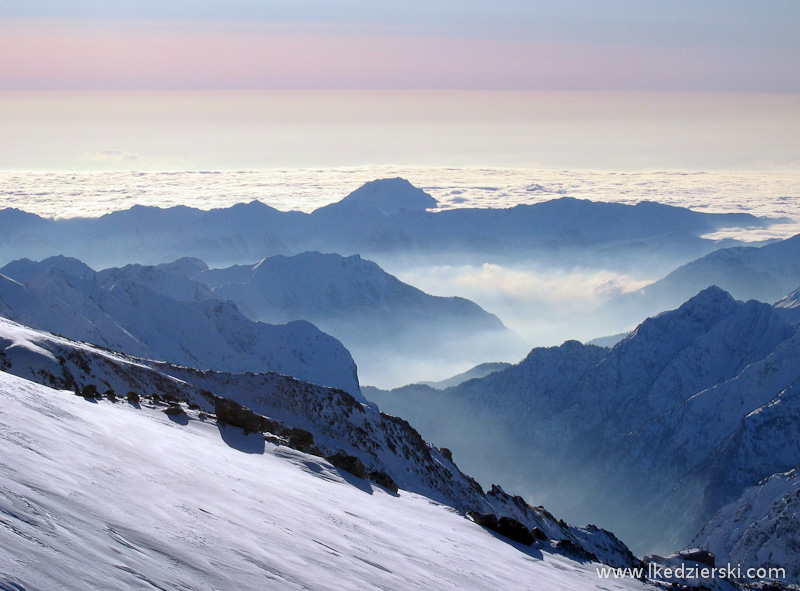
340, 178, 438, 215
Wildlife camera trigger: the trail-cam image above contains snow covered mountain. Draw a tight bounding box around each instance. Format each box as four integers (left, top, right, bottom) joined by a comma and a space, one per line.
692, 466, 800, 584
0, 179, 770, 270
0, 256, 361, 398
0, 315, 648, 590
336, 176, 439, 214
196, 252, 527, 387
367, 287, 800, 554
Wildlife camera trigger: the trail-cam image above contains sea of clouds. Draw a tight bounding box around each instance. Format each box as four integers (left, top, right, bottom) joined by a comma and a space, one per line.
2, 167, 799, 241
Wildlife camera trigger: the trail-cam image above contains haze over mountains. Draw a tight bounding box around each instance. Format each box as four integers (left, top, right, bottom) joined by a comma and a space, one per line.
197, 251, 526, 386
0, 251, 523, 388
0, 256, 361, 398
367, 286, 800, 557
610, 234, 800, 323
2, 176, 800, 588
2, 176, 787, 356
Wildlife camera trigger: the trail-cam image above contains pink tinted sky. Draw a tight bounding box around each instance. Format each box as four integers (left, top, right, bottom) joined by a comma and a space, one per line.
1, 2, 799, 92
0, 3, 798, 171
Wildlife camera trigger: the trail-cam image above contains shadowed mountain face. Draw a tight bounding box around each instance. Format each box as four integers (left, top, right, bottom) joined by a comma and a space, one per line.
367, 286, 800, 554
0, 178, 770, 271
0, 256, 361, 398
196, 252, 528, 387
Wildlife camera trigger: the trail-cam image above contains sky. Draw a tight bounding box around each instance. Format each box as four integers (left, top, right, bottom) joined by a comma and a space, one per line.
1, 1, 799, 91
0, 2, 798, 171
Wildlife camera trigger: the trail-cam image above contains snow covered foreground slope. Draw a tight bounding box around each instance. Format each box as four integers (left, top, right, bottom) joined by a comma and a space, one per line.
0, 316, 639, 572
0, 370, 651, 591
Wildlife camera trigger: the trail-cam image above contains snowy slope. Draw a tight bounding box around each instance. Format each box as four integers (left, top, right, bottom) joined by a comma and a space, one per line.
692, 467, 800, 584
0, 316, 651, 587
0, 315, 640, 570
0, 256, 361, 398
774, 286, 800, 324
0, 370, 653, 591
198, 252, 527, 387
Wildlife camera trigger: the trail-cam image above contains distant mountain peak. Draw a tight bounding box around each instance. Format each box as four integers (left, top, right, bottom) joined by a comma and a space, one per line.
653, 285, 737, 321
0, 255, 96, 284
340, 178, 438, 215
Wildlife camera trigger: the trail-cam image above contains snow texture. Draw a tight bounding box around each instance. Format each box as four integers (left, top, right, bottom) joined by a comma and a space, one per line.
0, 370, 650, 591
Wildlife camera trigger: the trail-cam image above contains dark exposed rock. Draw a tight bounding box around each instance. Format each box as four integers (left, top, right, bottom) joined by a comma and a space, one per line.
556, 539, 598, 562
368, 470, 399, 493
163, 404, 185, 416
326, 452, 368, 480
496, 517, 535, 546
468, 512, 498, 530
79, 384, 98, 398
214, 396, 281, 435
288, 428, 320, 455
441, 447, 454, 463
126, 391, 140, 403
531, 527, 547, 541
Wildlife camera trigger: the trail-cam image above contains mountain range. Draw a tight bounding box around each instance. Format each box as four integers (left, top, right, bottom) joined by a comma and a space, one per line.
0, 252, 523, 388
609, 233, 800, 323
692, 465, 800, 583
0, 178, 770, 273
0, 255, 361, 398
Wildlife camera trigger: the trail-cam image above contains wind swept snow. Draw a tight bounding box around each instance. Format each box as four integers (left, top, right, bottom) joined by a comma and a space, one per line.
0, 371, 649, 591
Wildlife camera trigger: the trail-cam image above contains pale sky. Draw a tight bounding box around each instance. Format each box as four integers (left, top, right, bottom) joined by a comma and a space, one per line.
1, 1, 799, 91
1, 2, 798, 171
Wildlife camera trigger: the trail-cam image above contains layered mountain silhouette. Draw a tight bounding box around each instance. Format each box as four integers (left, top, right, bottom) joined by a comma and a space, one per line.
196, 251, 526, 386
609, 233, 800, 322
0, 178, 770, 271
0, 253, 524, 389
